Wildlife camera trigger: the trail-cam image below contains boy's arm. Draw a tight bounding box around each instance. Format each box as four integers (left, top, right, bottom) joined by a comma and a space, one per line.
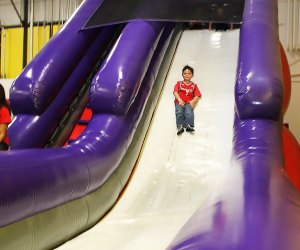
189, 84, 202, 108
174, 92, 185, 106
0, 124, 8, 143
189, 95, 200, 109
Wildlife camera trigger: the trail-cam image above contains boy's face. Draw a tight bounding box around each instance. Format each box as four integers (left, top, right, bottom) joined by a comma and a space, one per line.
182, 69, 193, 82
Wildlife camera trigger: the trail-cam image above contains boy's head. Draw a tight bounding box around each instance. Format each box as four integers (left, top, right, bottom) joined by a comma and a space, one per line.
182, 65, 194, 75
182, 65, 194, 82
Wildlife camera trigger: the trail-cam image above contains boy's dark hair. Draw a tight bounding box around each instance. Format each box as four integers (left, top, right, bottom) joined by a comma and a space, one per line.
182, 65, 194, 75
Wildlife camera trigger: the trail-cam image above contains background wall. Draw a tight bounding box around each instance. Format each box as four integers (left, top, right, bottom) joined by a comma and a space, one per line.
0, 0, 299, 143
0, 0, 83, 78
0, 0, 82, 25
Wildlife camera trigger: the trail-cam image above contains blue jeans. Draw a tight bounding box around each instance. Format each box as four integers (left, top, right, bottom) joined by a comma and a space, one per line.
175, 103, 194, 128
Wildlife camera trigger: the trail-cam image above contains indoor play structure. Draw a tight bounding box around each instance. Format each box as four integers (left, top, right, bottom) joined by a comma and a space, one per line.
1, 0, 300, 249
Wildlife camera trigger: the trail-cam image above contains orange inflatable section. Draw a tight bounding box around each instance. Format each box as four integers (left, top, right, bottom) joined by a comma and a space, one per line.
280, 43, 300, 191
283, 126, 300, 191
66, 107, 92, 145
280, 43, 291, 115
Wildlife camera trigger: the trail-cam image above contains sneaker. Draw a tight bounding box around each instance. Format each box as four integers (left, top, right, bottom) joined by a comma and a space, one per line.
186, 124, 195, 132
177, 125, 185, 135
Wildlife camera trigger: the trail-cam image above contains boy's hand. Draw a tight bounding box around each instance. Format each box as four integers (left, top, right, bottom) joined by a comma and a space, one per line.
174, 92, 185, 106
189, 101, 196, 108
189, 96, 200, 108
178, 99, 185, 106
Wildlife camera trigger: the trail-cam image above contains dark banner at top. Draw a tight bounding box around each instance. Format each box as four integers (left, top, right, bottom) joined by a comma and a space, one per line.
84, 0, 245, 29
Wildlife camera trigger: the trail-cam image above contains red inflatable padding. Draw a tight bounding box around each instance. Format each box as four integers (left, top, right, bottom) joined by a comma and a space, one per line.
80, 107, 92, 121
280, 43, 291, 115
283, 126, 300, 191
69, 124, 87, 140
65, 107, 93, 146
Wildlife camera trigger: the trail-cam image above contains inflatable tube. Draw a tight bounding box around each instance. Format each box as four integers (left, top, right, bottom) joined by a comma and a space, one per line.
10, 0, 104, 115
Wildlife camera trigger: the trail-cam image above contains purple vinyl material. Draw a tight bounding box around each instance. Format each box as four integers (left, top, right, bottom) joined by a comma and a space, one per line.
0, 11, 169, 226
234, 0, 283, 120
1, 0, 300, 249
90, 22, 163, 116
168, 0, 300, 249
9, 0, 105, 115
8, 26, 117, 149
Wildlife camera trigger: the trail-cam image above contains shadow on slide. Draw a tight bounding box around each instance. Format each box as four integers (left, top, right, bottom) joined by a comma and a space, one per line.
1, 0, 300, 249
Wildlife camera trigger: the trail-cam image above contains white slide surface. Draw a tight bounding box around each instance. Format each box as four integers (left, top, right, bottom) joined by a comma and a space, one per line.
57, 29, 240, 250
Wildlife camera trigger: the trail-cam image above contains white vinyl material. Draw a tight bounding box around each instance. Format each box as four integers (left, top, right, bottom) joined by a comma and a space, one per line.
57, 29, 240, 250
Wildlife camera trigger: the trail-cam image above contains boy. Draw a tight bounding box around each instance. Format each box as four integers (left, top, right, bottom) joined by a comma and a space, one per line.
173, 65, 202, 135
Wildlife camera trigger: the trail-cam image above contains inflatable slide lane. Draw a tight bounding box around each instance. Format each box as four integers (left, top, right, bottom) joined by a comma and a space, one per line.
0, 0, 181, 249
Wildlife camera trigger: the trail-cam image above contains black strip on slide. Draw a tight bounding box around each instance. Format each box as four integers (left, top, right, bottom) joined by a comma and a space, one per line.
84, 0, 245, 29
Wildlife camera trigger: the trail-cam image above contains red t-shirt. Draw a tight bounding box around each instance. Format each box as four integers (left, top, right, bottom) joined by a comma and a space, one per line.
174, 81, 202, 104
0, 106, 11, 144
